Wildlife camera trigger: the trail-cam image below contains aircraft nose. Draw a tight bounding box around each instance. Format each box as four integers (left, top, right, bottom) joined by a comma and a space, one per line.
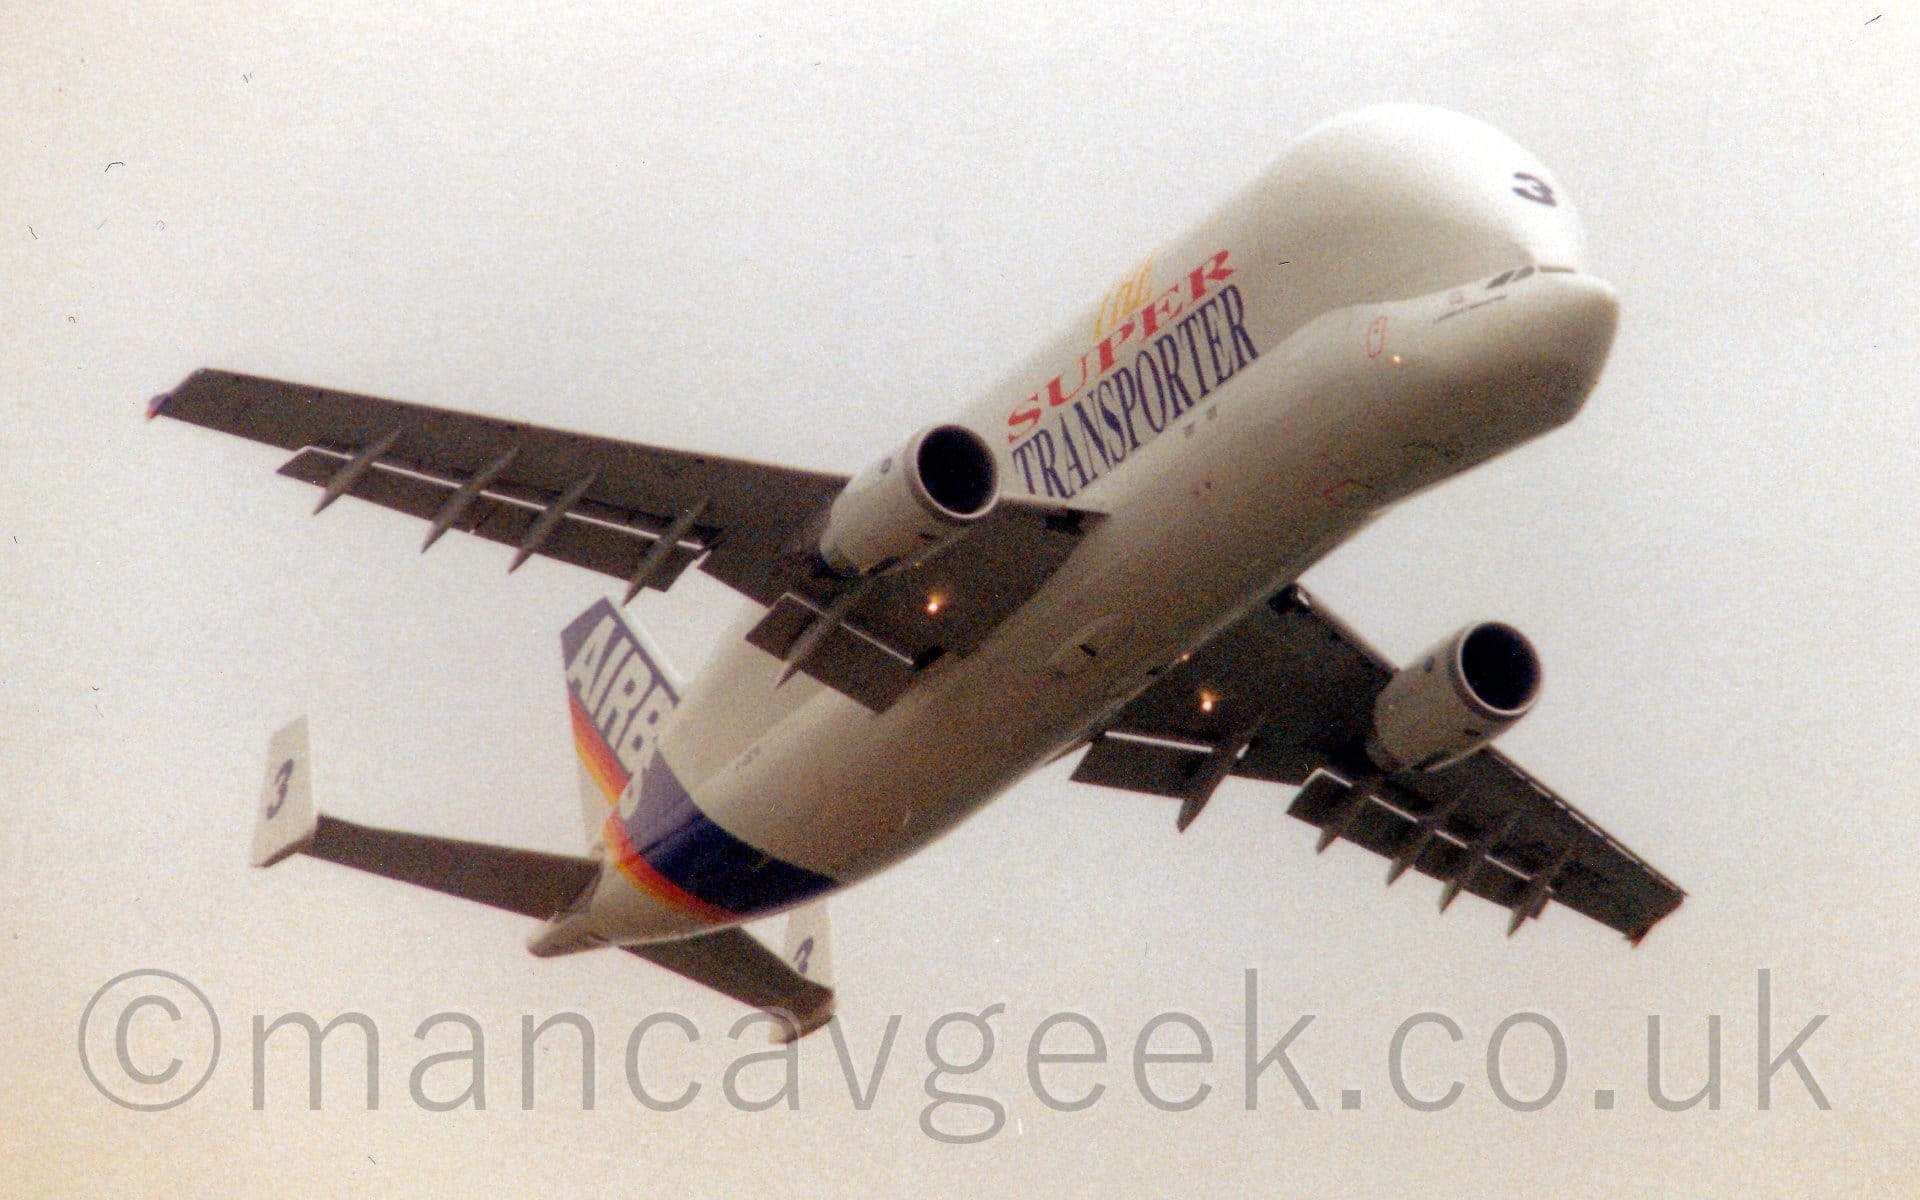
1539, 270, 1618, 337
1518, 270, 1618, 387
1392, 268, 1622, 455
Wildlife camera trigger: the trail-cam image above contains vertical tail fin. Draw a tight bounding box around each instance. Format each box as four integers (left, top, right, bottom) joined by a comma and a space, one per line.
252, 716, 319, 867
783, 903, 834, 989
560, 598, 683, 852
771, 902, 835, 1042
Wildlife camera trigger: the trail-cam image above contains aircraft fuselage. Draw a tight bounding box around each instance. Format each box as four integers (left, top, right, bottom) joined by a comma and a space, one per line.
579, 104, 1620, 943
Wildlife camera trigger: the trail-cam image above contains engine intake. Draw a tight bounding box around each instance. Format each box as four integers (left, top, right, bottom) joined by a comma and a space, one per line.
1366, 622, 1541, 773
818, 424, 999, 576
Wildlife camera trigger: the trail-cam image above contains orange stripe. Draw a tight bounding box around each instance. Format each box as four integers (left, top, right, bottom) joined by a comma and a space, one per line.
570, 697, 629, 805
601, 811, 738, 924
574, 696, 738, 923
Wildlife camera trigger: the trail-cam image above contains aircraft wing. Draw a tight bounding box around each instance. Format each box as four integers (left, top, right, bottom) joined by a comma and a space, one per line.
293, 814, 833, 1036
1071, 584, 1684, 942
151, 368, 1097, 711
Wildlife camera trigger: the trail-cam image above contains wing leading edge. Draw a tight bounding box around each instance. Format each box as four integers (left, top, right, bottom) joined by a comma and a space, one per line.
1072, 584, 1684, 942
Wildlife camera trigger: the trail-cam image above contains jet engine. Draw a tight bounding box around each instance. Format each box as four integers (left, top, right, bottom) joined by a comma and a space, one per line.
818, 424, 999, 576
1366, 622, 1542, 773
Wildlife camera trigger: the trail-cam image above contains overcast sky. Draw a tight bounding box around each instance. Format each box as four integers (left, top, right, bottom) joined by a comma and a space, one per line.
6, 2, 1918, 1194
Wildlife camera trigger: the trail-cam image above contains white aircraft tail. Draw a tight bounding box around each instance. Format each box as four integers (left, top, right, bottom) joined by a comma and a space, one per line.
771, 901, 835, 1042
252, 716, 319, 867
783, 902, 834, 988
243, 713, 839, 1036
559, 598, 684, 852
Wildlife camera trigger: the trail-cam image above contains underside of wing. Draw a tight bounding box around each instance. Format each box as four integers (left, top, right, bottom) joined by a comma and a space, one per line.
154, 367, 843, 597
1073, 584, 1684, 942
740, 501, 1098, 709
152, 368, 1100, 713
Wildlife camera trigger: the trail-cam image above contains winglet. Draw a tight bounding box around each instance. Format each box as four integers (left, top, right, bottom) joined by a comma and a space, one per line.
252, 717, 320, 867
773, 902, 836, 1043
784, 902, 834, 989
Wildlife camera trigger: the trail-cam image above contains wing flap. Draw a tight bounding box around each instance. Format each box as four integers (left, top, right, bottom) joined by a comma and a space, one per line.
843, 501, 1096, 665
278, 448, 704, 585
1417, 749, 1684, 935
1284, 773, 1529, 909
1074, 733, 1211, 800
745, 592, 920, 711
1081, 588, 1390, 789
744, 499, 1101, 711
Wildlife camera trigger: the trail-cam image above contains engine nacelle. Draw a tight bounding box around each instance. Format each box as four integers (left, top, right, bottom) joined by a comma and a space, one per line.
818, 424, 999, 576
1366, 622, 1542, 773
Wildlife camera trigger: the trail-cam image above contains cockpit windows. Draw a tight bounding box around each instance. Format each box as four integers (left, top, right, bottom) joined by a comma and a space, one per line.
1485, 263, 1573, 289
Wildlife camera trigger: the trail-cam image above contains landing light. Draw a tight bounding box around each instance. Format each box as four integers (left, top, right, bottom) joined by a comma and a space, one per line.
926, 595, 944, 616
1199, 691, 1217, 714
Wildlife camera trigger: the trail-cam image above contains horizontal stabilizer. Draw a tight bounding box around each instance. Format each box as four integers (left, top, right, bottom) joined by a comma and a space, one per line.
308, 818, 833, 1035
306, 816, 600, 919
253, 722, 834, 1035
628, 930, 835, 1042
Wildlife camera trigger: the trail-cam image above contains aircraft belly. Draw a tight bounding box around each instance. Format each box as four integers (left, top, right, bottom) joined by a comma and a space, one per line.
641, 274, 1613, 901
685, 319, 1395, 882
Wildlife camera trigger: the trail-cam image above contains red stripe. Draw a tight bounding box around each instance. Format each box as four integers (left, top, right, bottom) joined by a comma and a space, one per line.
573, 692, 740, 924
601, 812, 738, 924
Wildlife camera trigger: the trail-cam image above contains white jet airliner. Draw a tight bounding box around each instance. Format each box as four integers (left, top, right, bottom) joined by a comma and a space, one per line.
153, 105, 1683, 1037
